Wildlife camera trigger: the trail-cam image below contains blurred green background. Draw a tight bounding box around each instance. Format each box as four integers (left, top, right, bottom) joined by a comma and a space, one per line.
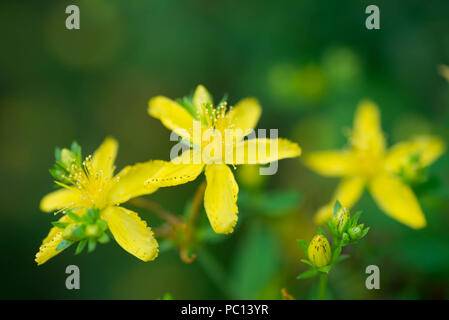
1, 0, 449, 299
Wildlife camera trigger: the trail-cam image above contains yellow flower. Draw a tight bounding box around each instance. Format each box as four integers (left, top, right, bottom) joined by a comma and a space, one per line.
305, 100, 445, 229
308, 234, 331, 268
36, 137, 162, 265
146, 85, 301, 234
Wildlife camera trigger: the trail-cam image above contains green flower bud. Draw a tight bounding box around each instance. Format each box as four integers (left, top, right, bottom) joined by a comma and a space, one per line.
332, 206, 350, 233
308, 234, 331, 268
62, 223, 85, 241
348, 226, 362, 240
85, 224, 101, 238
60, 148, 77, 168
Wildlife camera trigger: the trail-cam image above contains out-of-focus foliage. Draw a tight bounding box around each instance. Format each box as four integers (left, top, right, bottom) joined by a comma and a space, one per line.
0, 0, 449, 299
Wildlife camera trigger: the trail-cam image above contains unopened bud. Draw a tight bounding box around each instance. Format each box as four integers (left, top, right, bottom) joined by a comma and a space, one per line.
308, 234, 331, 268
332, 206, 350, 233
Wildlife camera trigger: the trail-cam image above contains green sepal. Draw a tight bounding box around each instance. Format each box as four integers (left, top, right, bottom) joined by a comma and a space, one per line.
75, 239, 87, 255
97, 219, 108, 232
84, 207, 100, 224
88, 238, 97, 253
66, 210, 82, 222
56, 239, 74, 251
318, 265, 332, 273
297, 268, 319, 280
97, 233, 110, 244
70, 141, 82, 164
51, 221, 69, 229
317, 227, 327, 237
300, 259, 313, 266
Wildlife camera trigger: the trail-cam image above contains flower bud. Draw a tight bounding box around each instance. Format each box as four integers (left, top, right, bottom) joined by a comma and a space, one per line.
62, 223, 85, 241
85, 224, 101, 238
60, 149, 77, 168
348, 226, 362, 240
332, 206, 350, 233
308, 234, 331, 268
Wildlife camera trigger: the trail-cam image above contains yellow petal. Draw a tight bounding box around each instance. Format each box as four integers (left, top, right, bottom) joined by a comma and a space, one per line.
204, 164, 239, 234
369, 173, 426, 229
108, 161, 166, 205
193, 84, 213, 118
35, 215, 71, 265
144, 150, 204, 188
304, 150, 359, 177
227, 138, 301, 164
103, 206, 159, 262
225, 98, 262, 141
40, 188, 80, 212
385, 135, 445, 173
352, 100, 385, 155
315, 176, 366, 224
92, 137, 118, 179
148, 96, 196, 142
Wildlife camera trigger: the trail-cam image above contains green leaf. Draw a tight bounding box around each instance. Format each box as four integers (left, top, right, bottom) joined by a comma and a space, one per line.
56, 239, 73, 251
337, 254, 350, 263
51, 221, 69, 229
296, 269, 318, 279
230, 223, 281, 299
75, 239, 87, 255
333, 200, 342, 217
297, 239, 309, 258
238, 190, 301, 216
88, 238, 97, 253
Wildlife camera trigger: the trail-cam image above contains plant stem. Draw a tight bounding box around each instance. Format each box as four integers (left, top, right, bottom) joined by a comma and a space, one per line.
318, 272, 327, 300
130, 198, 183, 226
188, 180, 206, 227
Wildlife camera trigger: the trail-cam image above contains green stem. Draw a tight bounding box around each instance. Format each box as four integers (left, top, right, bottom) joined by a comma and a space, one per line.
318, 272, 327, 300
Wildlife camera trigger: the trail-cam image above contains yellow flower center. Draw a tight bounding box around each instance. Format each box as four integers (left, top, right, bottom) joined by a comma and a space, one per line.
58, 155, 117, 210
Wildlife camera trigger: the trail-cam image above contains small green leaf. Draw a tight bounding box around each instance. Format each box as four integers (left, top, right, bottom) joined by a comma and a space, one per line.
331, 246, 342, 265
333, 200, 342, 217
297, 239, 309, 258
297, 269, 318, 279
75, 239, 87, 255
351, 210, 363, 227
337, 254, 350, 263
56, 239, 73, 251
